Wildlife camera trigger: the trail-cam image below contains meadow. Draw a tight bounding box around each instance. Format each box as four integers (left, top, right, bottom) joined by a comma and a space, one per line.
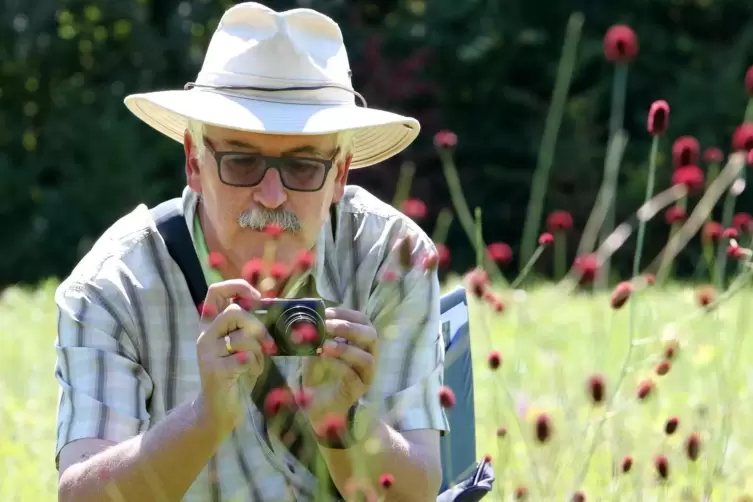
4, 273, 753, 500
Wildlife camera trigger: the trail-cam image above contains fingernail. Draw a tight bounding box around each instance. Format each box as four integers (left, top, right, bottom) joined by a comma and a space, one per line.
325, 308, 335, 318
323, 339, 338, 350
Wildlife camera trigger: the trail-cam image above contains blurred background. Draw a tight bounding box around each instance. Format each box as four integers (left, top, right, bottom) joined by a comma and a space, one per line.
2, 0, 753, 289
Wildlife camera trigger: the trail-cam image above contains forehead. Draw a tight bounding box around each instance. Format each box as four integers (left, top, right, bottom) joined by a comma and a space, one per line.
204, 125, 338, 154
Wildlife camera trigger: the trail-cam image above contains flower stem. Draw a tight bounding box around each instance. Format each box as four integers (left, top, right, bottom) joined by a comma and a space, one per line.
518, 12, 583, 268
632, 136, 659, 278
390, 161, 415, 209
475, 207, 484, 269
511, 245, 545, 289
554, 233, 566, 280
715, 169, 746, 288
745, 98, 753, 122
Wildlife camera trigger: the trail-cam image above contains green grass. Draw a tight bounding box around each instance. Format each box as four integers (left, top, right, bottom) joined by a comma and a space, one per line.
4, 278, 753, 500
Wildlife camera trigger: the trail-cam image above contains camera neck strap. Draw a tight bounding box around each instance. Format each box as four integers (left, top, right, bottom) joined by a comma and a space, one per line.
151, 198, 340, 499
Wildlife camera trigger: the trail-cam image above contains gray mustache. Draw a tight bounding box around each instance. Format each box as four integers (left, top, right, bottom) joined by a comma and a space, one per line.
238, 209, 301, 233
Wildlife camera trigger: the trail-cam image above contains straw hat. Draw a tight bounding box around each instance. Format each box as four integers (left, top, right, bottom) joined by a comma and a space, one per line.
123, 2, 420, 168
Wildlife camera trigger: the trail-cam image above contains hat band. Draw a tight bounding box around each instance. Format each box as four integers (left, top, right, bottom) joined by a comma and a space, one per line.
183, 82, 368, 108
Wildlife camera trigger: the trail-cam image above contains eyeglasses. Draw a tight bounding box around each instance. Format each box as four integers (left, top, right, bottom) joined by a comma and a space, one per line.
203, 140, 337, 192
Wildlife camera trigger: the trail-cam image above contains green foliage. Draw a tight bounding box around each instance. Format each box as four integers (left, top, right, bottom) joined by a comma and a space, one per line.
1, 0, 753, 287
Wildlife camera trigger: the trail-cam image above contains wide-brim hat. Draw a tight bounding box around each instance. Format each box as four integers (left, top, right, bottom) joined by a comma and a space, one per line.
123, 2, 420, 169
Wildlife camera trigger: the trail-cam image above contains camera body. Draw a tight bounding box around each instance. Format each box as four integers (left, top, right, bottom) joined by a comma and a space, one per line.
252, 298, 327, 356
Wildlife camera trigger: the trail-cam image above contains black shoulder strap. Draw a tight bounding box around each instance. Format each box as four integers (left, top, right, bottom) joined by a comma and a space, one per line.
150, 198, 340, 499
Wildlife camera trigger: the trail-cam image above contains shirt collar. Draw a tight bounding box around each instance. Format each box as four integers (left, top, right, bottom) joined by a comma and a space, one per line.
181, 186, 342, 305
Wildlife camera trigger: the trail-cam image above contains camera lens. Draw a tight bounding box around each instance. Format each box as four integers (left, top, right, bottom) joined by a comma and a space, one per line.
276, 306, 325, 354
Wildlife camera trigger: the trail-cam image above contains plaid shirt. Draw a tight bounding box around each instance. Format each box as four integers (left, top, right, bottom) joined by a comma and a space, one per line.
54, 185, 449, 501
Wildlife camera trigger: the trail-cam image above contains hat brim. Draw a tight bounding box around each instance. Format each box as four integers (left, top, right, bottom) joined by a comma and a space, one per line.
124, 90, 420, 169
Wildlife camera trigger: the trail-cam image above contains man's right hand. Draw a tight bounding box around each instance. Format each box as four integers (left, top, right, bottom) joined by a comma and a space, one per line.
195, 279, 272, 435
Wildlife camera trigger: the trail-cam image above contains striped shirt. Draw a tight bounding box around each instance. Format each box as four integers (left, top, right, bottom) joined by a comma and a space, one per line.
54, 185, 450, 501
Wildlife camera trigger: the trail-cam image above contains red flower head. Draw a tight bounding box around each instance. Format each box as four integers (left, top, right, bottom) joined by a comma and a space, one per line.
724, 227, 739, 240
572, 492, 586, 502
534, 413, 552, 443
637, 379, 654, 400
515, 486, 528, 500
294, 250, 315, 273
496, 426, 507, 438
733, 212, 753, 233
664, 416, 679, 435
672, 165, 705, 193
654, 455, 669, 480
697, 285, 716, 308
487, 350, 502, 370
728, 242, 745, 260
464, 268, 490, 298
270, 262, 289, 282
293, 388, 313, 409
686, 432, 701, 461
702, 221, 723, 242
546, 210, 574, 233
703, 147, 724, 164
610, 281, 633, 309
587, 374, 606, 405
644, 273, 656, 286
263, 223, 283, 238
436, 244, 451, 268
655, 360, 671, 376
401, 198, 427, 220
538, 232, 554, 246
291, 322, 318, 345
663, 339, 679, 360
439, 386, 456, 408
379, 473, 394, 489
197, 301, 217, 319
748, 149, 753, 166
207, 251, 226, 269
732, 123, 753, 152
746, 65, 753, 96
434, 130, 458, 149
672, 136, 700, 168
264, 387, 293, 418
647, 100, 670, 136
621, 456, 633, 473
664, 206, 687, 225
487, 242, 513, 265
603, 25, 638, 63
574, 253, 599, 285
261, 339, 278, 356
242, 258, 264, 286
317, 414, 347, 442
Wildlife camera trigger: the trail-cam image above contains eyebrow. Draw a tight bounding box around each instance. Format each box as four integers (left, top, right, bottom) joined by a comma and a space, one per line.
222, 139, 328, 157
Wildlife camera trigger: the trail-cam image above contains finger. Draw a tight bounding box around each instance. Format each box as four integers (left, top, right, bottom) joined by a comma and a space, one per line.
321, 339, 373, 383
202, 279, 262, 318
224, 344, 263, 379
325, 307, 370, 325
217, 329, 263, 358
210, 303, 271, 342
325, 318, 376, 353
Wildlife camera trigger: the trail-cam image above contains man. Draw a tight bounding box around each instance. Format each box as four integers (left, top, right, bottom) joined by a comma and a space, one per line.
54, 2, 449, 501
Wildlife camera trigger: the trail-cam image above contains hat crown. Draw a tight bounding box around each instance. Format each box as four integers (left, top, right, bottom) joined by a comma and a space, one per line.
195, 2, 355, 104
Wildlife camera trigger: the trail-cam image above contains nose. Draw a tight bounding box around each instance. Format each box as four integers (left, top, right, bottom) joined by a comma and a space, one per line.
252, 167, 287, 209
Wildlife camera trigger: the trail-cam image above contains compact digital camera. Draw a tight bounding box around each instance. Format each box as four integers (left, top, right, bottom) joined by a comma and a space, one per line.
252, 298, 327, 356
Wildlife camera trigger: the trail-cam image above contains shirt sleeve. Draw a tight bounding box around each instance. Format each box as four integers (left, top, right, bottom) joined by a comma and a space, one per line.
54, 274, 153, 470
365, 224, 450, 435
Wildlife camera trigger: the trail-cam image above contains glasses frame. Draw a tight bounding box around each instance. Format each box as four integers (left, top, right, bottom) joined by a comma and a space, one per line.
203, 139, 337, 192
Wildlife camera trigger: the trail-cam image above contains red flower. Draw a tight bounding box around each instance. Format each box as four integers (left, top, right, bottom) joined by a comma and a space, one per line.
439, 386, 456, 408
672, 165, 705, 193
270, 262, 289, 281
197, 301, 217, 319
487, 242, 513, 265
663, 340, 679, 360
534, 413, 552, 443
264, 387, 293, 418
603, 25, 639, 63
703, 147, 724, 164
379, 473, 394, 489
381, 269, 399, 283
207, 251, 226, 269
317, 414, 347, 442
490, 298, 505, 313
746, 65, 753, 96
515, 486, 528, 500
401, 198, 427, 220
234, 350, 248, 364
293, 388, 313, 409
574, 254, 599, 284
733, 212, 753, 232
538, 232, 554, 246
261, 339, 278, 356
654, 455, 669, 480
572, 492, 586, 502
436, 244, 451, 268
291, 322, 319, 345
644, 273, 656, 286
664, 206, 687, 225
647, 100, 670, 136
637, 379, 654, 400
686, 432, 701, 461
697, 286, 715, 308
488, 350, 502, 370
587, 375, 606, 405
242, 258, 263, 286
621, 456, 633, 473
464, 268, 490, 298
724, 227, 739, 240
702, 221, 723, 242
232, 294, 256, 311
434, 130, 458, 149
664, 416, 679, 435
728, 242, 745, 260
496, 426, 507, 438
732, 123, 753, 152
294, 250, 315, 272
546, 210, 574, 233
610, 281, 633, 309
263, 224, 283, 238
672, 136, 700, 168
655, 360, 671, 376
748, 149, 753, 166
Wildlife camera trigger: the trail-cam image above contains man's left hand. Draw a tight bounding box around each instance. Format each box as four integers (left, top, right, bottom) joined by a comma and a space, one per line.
302, 307, 377, 425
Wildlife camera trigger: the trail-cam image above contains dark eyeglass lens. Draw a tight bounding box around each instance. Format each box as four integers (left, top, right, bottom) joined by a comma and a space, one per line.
220, 155, 326, 189
221, 155, 266, 185
280, 159, 326, 189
